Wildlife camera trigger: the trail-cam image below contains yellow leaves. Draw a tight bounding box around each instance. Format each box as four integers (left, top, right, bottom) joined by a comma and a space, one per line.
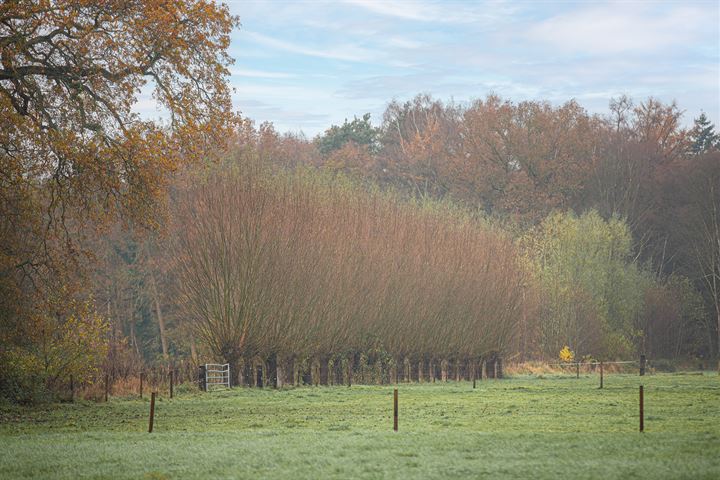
559, 345, 574, 362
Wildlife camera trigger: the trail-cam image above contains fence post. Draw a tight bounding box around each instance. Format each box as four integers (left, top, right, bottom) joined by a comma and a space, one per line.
70, 375, 74, 403
169, 369, 174, 399
599, 362, 603, 389
140, 372, 144, 399
472, 360, 476, 388
639, 385, 644, 432
347, 357, 352, 388
576, 362, 580, 379
198, 365, 207, 392
393, 388, 398, 432
104, 374, 109, 402
640, 355, 646, 376
149, 392, 156, 433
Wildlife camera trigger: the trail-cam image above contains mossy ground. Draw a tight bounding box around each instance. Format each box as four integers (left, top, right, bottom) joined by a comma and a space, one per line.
1, 373, 719, 479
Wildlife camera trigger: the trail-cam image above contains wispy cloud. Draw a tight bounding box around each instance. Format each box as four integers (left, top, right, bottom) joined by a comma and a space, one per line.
386, 37, 424, 49
342, 0, 440, 22
342, 0, 517, 25
142, 0, 720, 135
243, 31, 376, 63
231, 68, 296, 79
527, 3, 709, 55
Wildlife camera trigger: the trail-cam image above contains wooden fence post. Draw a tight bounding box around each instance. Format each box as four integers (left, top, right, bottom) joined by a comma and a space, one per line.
599, 362, 603, 389
347, 358, 352, 388
576, 362, 580, 379
198, 365, 207, 392
639, 385, 644, 432
393, 388, 398, 432
104, 374, 109, 402
149, 392, 156, 433
169, 369, 174, 399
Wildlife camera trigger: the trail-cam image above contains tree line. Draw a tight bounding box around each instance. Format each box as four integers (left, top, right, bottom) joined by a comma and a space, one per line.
2, 2, 719, 401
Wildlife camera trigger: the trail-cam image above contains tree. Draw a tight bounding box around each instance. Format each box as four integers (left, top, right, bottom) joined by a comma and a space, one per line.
0, 0, 238, 400
661, 152, 720, 357
315, 113, 379, 156
584, 97, 687, 234
379, 94, 462, 199
524, 210, 648, 358
1, 0, 238, 266
172, 154, 532, 385
689, 113, 719, 155
462, 97, 598, 223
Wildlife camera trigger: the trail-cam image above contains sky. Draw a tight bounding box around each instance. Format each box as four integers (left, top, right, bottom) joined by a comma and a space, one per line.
150, 0, 720, 137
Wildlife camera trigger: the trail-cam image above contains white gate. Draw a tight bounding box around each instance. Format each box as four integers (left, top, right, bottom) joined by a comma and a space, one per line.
205, 363, 230, 390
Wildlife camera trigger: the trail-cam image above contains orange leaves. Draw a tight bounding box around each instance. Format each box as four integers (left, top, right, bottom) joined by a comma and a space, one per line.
0, 0, 239, 396
461, 96, 598, 223
0, 0, 238, 245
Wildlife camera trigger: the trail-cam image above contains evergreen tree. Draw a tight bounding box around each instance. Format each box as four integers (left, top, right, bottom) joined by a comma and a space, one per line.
315, 113, 380, 155
689, 113, 719, 154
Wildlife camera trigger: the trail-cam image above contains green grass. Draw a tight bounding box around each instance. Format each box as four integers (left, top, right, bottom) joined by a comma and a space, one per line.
1, 373, 719, 479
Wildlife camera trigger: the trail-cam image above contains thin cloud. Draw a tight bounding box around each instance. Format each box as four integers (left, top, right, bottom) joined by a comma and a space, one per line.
343, 0, 438, 22
231, 68, 296, 79
243, 31, 376, 63
343, 0, 518, 25
527, 3, 710, 55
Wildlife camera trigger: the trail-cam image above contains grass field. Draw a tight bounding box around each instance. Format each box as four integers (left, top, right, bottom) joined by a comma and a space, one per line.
1, 373, 719, 479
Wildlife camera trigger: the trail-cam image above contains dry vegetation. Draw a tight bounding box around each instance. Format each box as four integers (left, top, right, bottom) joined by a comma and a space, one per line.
172, 159, 534, 385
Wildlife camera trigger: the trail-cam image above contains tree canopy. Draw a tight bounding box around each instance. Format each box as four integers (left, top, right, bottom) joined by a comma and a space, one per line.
1, 0, 238, 277
0, 0, 238, 400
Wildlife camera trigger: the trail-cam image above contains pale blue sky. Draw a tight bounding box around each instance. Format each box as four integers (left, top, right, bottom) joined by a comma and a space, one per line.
149, 0, 720, 136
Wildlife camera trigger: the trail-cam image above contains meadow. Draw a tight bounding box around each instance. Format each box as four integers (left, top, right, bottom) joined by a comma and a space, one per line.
1, 372, 719, 479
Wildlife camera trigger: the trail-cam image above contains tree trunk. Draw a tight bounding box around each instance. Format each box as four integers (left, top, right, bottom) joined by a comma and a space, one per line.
334, 358, 344, 385
715, 302, 720, 360
319, 356, 330, 385
149, 272, 168, 361
243, 359, 253, 387
255, 362, 264, 388
267, 354, 278, 388
129, 306, 140, 357
310, 358, 319, 386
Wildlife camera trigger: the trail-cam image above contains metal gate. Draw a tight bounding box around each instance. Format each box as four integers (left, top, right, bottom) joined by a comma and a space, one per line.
205, 363, 230, 390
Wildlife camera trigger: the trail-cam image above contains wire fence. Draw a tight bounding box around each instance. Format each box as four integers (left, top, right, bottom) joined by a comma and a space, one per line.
64, 355, 717, 402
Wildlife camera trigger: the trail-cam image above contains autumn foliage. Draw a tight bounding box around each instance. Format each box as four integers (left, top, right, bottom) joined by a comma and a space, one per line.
172, 156, 534, 382
1, 2, 718, 401
0, 0, 238, 400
